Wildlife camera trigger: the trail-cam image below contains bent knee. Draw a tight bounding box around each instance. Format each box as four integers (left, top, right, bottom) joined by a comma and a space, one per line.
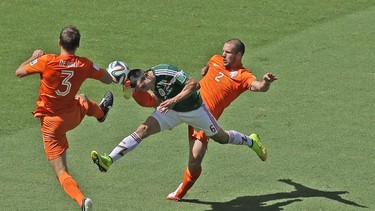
188, 157, 203, 169
188, 163, 202, 173
210, 130, 229, 144
214, 139, 227, 144
210, 135, 229, 144
135, 124, 153, 138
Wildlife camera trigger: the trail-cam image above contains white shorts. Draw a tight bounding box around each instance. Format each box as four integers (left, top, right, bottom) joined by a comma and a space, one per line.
151, 103, 221, 137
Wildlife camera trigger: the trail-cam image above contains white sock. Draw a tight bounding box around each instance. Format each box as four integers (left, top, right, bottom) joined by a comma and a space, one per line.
227, 130, 253, 147
109, 132, 142, 162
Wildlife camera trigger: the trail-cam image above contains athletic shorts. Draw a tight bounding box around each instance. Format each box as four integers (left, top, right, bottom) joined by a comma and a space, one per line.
40, 98, 89, 160
188, 125, 209, 146
151, 103, 221, 137
187, 104, 223, 145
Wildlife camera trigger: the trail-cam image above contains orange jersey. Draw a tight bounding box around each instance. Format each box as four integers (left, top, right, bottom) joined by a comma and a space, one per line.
24, 54, 105, 116
199, 54, 257, 118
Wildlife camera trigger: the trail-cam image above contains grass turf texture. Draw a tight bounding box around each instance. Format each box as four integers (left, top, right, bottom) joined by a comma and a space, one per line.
1, 0, 374, 210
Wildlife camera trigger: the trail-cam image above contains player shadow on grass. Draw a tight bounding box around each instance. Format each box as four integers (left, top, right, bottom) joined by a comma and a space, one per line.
183, 179, 367, 211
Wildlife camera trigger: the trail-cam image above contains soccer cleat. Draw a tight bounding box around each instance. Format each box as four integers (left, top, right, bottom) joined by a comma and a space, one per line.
97, 91, 114, 122
81, 197, 93, 211
166, 183, 182, 202
91, 150, 112, 172
249, 133, 267, 161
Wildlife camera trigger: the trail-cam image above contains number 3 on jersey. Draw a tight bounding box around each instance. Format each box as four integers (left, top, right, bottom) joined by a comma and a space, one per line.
55, 70, 74, 96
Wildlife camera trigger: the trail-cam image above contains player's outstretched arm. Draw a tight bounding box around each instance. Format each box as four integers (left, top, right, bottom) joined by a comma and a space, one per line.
159, 77, 200, 109
99, 70, 113, 84
250, 73, 277, 92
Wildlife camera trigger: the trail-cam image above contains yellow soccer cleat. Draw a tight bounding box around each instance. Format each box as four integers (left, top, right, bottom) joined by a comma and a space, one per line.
249, 133, 268, 161
91, 150, 113, 172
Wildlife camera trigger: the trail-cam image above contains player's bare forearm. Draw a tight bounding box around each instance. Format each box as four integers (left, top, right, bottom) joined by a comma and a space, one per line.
174, 77, 200, 103
100, 70, 114, 84
250, 73, 277, 92
160, 78, 200, 109
258, 80, 272, 92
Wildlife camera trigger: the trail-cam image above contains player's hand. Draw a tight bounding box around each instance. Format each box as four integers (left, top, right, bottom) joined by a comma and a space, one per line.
159, 98, 176, 109
32, 49, 46, 58
157, 106, 170, 114
158, 99, 177, 113
263, 73, 277, 82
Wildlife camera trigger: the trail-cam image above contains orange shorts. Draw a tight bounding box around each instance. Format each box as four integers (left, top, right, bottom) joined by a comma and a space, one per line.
188, 125, 209, 147
40, 98, 89, 160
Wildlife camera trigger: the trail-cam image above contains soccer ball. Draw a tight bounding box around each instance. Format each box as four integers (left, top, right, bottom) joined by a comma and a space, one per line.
106, 61, 130, 84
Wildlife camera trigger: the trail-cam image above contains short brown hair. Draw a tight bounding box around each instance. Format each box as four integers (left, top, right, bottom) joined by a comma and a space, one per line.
225, 38, 245, 55
59, 25, 80, 51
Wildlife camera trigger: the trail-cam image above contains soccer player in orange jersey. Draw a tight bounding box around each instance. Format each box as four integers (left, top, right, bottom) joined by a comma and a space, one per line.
131, 39, 277, 201
15, 25, 113, 210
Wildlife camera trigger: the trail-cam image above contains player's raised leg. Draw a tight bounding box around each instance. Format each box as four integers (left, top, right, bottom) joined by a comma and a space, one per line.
91, 151, 113, 172
227, 130, 267, 161
211, 129, 267, 161
97, 91, 114, 122
91, 116, 161, 172
91, 131, 142, 172
249, 133, 267, 161
81, 91, 113, 122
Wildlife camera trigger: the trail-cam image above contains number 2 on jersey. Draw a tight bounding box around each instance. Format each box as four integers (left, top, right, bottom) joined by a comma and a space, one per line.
215, 72, 224, 82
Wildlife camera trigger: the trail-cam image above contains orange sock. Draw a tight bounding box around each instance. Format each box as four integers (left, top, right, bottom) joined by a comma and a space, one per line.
58, 171, 85, 207
175, 167, 202, 198
86, 100, 104, 119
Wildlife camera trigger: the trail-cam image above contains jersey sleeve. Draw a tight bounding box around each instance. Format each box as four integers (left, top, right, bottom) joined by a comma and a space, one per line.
173, 70, 189, 85
24, 55, 50, 74
82, 57, 105, 80
132, 90, 158, 107
242, 69, 257, 89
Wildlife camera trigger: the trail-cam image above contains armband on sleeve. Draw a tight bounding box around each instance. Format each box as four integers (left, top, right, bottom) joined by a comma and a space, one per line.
132, 90, 158, 108
173, 71, 188, 85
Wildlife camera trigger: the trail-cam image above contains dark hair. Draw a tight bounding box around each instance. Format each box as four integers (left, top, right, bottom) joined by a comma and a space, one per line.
59, 25, 80, 51
225, 38, 245, 55
128, 69, 144, 88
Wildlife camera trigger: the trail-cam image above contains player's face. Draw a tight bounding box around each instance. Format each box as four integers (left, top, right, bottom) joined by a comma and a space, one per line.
134, 72, 154, 92
222, 43, 238, 68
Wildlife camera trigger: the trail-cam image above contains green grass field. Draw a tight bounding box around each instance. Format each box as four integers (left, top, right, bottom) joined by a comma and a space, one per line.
1, 0, 374, 210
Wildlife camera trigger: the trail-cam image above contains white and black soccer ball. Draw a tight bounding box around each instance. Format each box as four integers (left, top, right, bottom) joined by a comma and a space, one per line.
106, 60, 130, 84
